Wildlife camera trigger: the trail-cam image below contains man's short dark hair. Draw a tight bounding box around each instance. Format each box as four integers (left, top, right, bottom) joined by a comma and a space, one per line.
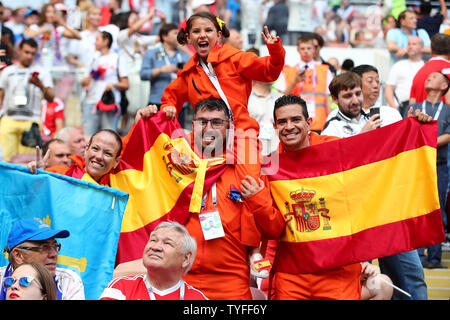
246, 47, 260, 56
297, 34, 316, 46
351, 64, 378, 77
312, 33, 325, 48
328, 72, 362, 99
431, 33, 450, 56
420, 1, 432, 16
159, 23, 179, 42
273, 95, 308, 121
42, 138, 66, 157
100, 31, 113, 49
19, 38, 38, 49
341, 59, 354, 71
439, 72, 450, 96
194, 98, 231, 120
398, 9, 416, 24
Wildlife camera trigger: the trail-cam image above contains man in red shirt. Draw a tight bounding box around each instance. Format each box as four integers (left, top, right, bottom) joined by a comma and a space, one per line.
100, 221, 207, 300
410, 33, 450, 105
41, 97, 64, 138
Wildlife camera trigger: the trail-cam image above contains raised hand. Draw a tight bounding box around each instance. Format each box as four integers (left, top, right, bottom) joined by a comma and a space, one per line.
261, 25, 280, 45
27, 146, 50, 174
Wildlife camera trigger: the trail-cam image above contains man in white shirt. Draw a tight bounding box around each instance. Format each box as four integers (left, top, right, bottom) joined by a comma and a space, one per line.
80, 31, 129, 136
0, 218, 85, 300
323, 65, 403, 137
0, 38, 54, 162
353, 64, 403, 127
321, 71, 380, 138
385, 36, 424, 117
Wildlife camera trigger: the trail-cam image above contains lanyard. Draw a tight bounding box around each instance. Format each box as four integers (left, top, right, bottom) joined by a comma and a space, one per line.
201, 182, 217, 210
422, 100, 443, 120
199, 59, 234, 121
160, 44, 182, 80
13, 68, 31, 90
199, 59, 235, 151
144, 276, 185, 300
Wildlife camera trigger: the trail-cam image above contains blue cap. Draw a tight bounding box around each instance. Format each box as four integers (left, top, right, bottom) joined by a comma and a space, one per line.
4, 218, 70, 253
24, 9, 39, 18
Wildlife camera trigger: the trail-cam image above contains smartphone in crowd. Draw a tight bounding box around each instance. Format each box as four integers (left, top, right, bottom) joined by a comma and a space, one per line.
369, 107, 380, 128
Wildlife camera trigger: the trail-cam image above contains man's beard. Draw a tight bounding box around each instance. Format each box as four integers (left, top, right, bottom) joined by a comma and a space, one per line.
341, 105, 361, 119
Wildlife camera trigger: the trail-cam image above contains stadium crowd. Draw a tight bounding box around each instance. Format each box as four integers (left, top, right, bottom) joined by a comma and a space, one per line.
0, 0, 449, 301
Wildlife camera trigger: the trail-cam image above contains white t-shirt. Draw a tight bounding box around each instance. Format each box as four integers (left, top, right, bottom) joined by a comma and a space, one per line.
386, 59, 424, 104
68, 29, 100, 69
0, 64, 53, 121
84, 52, 128, 106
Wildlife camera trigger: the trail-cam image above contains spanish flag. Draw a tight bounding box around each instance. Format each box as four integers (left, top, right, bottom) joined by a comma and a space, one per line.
109, 113, 227, 264
264, 118, 445, 274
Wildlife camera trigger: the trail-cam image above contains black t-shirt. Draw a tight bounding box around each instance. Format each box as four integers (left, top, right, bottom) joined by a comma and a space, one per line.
417, 14, 444, 38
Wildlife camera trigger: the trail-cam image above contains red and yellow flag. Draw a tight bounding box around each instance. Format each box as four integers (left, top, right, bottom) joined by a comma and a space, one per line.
110, 113, 227, 264
264, 118, 445, 274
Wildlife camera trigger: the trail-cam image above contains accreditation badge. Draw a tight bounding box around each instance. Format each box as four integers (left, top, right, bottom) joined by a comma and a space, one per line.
14, 95, 28, 106
199, 210, 225, 240
14, 89, 28, 106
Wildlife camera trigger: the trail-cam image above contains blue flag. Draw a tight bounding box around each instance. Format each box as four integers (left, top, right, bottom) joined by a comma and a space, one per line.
0, 162, 128, 300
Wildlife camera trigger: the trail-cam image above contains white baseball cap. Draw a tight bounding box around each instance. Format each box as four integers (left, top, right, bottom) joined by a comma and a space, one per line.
191, 0, 216, 10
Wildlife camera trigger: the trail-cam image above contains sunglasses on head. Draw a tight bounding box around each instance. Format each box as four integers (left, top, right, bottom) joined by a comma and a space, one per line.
3, 276, 41, 289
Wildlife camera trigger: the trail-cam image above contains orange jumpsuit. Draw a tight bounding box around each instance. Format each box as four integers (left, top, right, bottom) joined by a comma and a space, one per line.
160, 41, 286, 132
182, 163, 262, 300
161, 42, 285, 184
247, 132, 363, 300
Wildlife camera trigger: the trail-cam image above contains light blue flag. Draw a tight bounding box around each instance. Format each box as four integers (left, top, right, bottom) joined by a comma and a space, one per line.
0, 162, 128, 300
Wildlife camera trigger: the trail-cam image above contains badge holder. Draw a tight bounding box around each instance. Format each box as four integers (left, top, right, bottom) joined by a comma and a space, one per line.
199, 183, 225, 241
14, 87, 28, 107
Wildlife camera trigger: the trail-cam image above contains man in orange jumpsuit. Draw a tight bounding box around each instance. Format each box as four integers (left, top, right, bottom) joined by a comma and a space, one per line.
112, 98, 263, 300
240, 95, 393, 300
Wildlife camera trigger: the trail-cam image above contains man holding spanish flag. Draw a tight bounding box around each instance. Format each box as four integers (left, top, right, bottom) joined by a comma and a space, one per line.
241, 94, 444, 300
112, 98, 265, 300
